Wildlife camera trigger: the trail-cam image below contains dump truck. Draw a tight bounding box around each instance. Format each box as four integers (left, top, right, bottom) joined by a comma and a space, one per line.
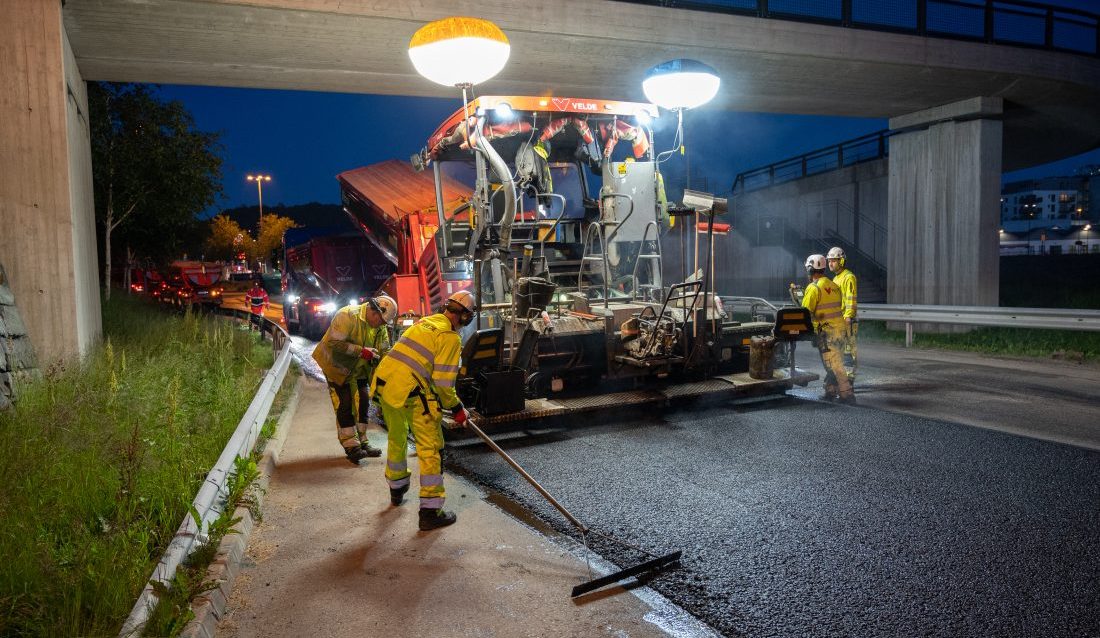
281, 227, 395, 339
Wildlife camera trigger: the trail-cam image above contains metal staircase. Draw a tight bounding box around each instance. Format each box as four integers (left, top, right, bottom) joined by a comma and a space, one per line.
576, 223, 610, 304
631, 221, 663, 302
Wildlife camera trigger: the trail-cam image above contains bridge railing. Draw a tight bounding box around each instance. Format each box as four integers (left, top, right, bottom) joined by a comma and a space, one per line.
732, 130, 891, 195
614, 0, 1099, 57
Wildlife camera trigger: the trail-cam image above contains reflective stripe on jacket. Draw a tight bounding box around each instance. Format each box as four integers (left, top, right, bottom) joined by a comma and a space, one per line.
802, 277, 844, 336
372, 313, 461, 410
832, 268, 858, 319
312, 304, 391, 385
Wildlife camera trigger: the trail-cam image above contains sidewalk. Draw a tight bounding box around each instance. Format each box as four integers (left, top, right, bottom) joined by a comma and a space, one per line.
216, 377, 700, 638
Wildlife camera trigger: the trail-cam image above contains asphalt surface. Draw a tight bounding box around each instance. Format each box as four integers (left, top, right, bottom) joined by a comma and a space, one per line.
444, 383, 1100, 637
283, 330, 1100, 637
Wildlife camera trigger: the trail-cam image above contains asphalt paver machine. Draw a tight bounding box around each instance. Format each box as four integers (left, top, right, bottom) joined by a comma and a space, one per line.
398, 95, 817, 427
367, 94, 819, 595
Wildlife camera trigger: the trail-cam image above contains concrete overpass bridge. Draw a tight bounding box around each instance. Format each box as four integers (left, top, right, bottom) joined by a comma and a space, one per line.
3, 0, 1099, 363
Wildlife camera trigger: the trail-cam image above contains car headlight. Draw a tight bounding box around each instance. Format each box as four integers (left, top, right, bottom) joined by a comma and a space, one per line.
318, 302, 337, 314
286, 294, 299, 303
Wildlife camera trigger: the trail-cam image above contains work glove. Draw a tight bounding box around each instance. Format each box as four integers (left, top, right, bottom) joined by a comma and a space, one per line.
359, 346, 379, 361
451, 404, 470, 428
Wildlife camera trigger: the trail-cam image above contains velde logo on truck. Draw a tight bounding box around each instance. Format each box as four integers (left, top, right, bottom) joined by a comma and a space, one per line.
335, 266, 352, 282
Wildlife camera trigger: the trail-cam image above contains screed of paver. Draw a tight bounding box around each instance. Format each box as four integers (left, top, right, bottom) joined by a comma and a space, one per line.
218, 377, 685, 638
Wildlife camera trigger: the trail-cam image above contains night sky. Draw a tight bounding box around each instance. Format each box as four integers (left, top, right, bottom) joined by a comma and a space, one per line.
154, 0, 1100, 217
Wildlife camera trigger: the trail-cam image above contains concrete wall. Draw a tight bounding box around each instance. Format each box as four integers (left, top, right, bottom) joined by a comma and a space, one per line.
724, 159, 889, 300
63, 28, 102, 352
887, 98, 1002, 308
0, 0, 101, 364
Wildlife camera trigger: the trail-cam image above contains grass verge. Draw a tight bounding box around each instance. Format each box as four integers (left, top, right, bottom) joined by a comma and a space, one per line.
143, 365, 298, 638
859, 320, 1100, 362
0, 296, 278, 637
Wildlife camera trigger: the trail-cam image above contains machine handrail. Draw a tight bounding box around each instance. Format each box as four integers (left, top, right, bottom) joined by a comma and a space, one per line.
600, 192, 635, 244
641, 280, 704, 358
534, 192, 568, 258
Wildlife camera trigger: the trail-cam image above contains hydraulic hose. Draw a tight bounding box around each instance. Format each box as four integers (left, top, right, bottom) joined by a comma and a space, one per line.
474, 116, 518, 249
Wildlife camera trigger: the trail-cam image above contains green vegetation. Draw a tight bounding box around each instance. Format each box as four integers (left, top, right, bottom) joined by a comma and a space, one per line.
0, 297, 278, 637
859, 321, 1100, 362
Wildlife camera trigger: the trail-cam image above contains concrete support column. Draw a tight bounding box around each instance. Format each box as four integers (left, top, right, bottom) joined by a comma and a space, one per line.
0, 1, 101, 364
887, 97, 1002, 309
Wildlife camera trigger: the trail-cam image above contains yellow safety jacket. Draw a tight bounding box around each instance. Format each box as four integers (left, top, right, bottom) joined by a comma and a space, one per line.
802, 276, 844, 337
372, 313, 462, 410
831, 268, 858, 320
312, 304, 391, 385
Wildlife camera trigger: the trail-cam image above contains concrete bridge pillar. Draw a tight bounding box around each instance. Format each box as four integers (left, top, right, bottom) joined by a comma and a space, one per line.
1, 1, 101, 364
887, 97, 1002, 308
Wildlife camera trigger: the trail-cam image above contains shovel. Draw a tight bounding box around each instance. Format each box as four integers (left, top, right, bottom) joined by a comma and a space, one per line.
463, 418, 682, 597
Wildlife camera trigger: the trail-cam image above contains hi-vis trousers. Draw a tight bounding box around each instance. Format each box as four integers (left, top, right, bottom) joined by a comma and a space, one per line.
819, 331, 854, 400
841, 321, 858, 383
328, 378, 376, 452
377, 392, 446, 510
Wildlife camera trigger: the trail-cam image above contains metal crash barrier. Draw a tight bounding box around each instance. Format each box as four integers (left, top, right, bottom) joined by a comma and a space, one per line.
120, 309, 292, 637
858, 303, 1100, 347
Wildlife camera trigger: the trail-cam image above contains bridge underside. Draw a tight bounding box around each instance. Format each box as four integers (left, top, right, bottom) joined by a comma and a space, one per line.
63, 0, 1100, 171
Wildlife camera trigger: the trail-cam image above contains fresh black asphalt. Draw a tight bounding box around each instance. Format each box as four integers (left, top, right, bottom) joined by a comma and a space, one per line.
444, 397, 1100, 638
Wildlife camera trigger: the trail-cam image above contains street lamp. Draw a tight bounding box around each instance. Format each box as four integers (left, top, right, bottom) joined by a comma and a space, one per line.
1086, 224, 1092, 253
246, 174, 272, 231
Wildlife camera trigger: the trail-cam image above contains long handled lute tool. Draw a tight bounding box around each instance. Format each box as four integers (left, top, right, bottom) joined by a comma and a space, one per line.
464, 418, 682, 597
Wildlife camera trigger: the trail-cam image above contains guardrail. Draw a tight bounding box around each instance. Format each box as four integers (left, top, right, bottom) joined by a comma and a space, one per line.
732, 130, 891, 195
120, 310, 292, 637
860, 303, 1100, 346
722, 296, 1100, 347
612, 0, 1100, 57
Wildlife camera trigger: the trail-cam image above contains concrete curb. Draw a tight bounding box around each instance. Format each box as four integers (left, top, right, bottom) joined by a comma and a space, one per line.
180, 373, 302, 638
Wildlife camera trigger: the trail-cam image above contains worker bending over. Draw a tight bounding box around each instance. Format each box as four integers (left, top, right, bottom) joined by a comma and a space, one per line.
371, 290, 474, 531
313, 295, 397, 464
827, 246, 858, 385
802, 254, 855, 404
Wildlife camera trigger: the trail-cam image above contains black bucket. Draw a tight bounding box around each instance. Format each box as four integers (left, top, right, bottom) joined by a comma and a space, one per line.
748, 335, 777, 379
515, 277, 556, 318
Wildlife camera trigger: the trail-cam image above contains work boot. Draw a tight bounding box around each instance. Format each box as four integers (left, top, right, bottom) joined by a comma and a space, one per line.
418, 508, 457, 531
360, 442, 383, 458
345, 447, 370, 465
838, 395, 858, 406
390, 484, 409, 506
819, 392, 838, 402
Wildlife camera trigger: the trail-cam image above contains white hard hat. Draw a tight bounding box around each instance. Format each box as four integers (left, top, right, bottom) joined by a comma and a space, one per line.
827, 247, 846, 261
446, 290, 477, 314
370, 294, 398, 323
805, 254, 827, 271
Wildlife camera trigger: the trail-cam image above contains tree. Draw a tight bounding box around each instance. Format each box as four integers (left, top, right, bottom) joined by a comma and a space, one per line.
204, 213, 297, 267
205, 214, 248, 261
89, 83, 223, 299
253, 215, 298, 267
